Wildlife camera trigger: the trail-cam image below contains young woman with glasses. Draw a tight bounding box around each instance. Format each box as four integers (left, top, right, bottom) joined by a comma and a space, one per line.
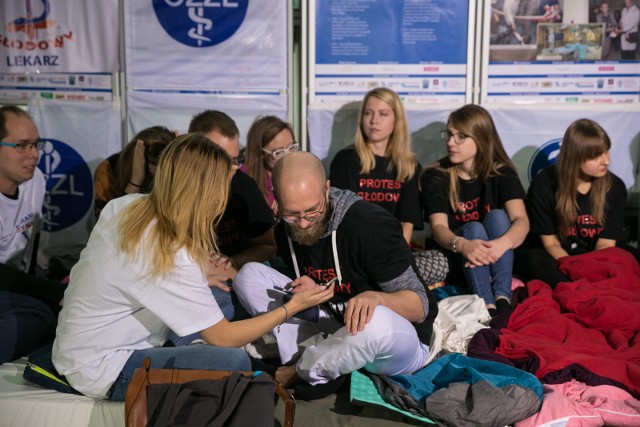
329, 87, 422, 245
241, 115, 298, 216
419, 104, 529, 317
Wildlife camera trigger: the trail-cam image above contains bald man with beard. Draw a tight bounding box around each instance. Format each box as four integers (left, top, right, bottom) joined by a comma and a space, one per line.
233, 151, 438, 396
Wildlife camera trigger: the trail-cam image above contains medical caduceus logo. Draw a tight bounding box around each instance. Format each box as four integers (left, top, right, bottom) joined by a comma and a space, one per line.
152, 0, 249, 48
5, 0, 55, 41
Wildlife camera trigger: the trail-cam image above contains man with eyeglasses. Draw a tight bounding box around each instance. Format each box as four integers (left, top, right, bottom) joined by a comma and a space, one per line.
186, 110, 276, 326
233, 151, 438, 399
0, 106, 65, 364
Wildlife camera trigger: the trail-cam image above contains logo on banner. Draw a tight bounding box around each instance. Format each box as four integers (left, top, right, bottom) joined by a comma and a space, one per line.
2, 0, 74, 68
528, 138, 562, 182
38, 139, 93, 232
153, 0, 249, 48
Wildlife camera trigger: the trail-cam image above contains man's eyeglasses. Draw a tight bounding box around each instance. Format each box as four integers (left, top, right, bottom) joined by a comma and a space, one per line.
0, 140, 45, 152
230, 154, 244, 167
262, 142, 299, 161
281, 194, 326, 224
441, 130, 469, 145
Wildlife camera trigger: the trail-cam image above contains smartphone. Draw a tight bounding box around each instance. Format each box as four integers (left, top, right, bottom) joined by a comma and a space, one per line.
318, 277, 338, 290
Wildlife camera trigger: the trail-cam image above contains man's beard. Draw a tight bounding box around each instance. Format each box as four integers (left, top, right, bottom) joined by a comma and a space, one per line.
289, 208, 330, 246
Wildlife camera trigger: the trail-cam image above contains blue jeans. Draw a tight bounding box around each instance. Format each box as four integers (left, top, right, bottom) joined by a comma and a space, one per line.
457, 209, 513, 306
170, 285, 250, 346
108, 344, 251, 401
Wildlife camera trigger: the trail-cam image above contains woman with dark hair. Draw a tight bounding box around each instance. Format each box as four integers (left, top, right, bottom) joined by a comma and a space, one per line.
93, 126, 175, 218
420, 105, 529, 317
521, 119, 629, 288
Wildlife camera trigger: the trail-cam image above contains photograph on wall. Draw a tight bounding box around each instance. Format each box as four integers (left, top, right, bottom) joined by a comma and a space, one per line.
536, 23, 604, 61
489, 0, 562, 62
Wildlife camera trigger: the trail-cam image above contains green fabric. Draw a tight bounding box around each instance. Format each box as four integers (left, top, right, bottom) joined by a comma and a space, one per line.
349, 370, 435, 425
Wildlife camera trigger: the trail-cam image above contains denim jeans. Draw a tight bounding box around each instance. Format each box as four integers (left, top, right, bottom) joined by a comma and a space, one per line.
107, 344, 251, 401
457, 209, 513, 306
169, 284, 249, 346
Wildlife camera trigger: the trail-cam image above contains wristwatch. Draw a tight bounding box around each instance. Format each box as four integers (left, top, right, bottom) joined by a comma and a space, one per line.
451, 236, 461, 253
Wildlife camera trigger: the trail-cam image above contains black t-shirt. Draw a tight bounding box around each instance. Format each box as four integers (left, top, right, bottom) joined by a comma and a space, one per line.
274, 199, 438, 342
217, 171, 275, 257
527, 165, 628, 255
420, 165, 526, 231
329, 147, 423, 229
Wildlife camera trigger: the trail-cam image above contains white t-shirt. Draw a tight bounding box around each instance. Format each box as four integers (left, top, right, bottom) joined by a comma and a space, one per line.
0, 168, 45, 271
52, 195, 224, 398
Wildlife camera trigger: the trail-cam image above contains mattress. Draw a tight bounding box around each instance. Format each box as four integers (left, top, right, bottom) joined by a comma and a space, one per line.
0, 358, 124, 427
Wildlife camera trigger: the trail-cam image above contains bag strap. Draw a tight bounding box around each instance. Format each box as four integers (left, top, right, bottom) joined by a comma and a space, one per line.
152, 384, 192, 427
208, 373, 251, 427
274, 381, 295, 427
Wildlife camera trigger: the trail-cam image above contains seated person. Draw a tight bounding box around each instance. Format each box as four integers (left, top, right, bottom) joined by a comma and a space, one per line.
241, 115, 298, 216
233, 151, 438, 393
329, 87, 422, 245
518, 119, 630, 288
0, 106, 66, 364
52, 134, 334, 400
93, 126, 175, 218
187, 110, 277, 323
420, 105, 529, 317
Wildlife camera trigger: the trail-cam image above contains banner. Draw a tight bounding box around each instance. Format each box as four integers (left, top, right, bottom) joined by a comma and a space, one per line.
28, 100, 122, 268
124, 0, 288, 91
310, 0, 470, 105
126, 91, 288, 145
488, 107, 638, 190
0, 0, 119, 73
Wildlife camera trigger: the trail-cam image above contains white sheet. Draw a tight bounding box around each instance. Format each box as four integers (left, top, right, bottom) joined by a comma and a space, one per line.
0, 358, 123, 427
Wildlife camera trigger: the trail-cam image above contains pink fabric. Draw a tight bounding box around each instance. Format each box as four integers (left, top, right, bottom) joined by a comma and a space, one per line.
516, 380, 640, 427
495, 247, 640, 397
511, 277, 525, 290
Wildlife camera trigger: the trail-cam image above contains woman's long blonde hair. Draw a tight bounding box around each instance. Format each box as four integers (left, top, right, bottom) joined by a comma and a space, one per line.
118, 133, 232, 278
555, 119, 612, 240
354, 87, 417, 182
425, 104, 515, 213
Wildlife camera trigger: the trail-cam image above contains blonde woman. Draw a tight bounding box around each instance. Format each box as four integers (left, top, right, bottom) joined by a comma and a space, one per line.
241, 116, 298, 215
420, 105, 529, 317
523, 119, 629, 288
52, 134, 334, 400
329, 87, 422, 244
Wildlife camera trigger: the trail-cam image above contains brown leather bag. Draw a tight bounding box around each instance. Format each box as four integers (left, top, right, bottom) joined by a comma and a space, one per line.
124, 358, 295, 427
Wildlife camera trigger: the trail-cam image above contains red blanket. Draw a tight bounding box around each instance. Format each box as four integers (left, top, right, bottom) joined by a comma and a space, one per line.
495, 247, 640, 396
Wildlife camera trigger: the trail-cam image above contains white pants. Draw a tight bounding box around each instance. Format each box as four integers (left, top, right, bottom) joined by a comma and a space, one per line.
234, 263, 429, 385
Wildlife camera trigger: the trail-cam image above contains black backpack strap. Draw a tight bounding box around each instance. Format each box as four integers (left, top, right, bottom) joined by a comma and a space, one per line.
152, 384, 192, 427
209, 373, 251, 427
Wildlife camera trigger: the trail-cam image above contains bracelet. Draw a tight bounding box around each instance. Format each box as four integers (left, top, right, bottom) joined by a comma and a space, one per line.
129, 181, 142, 187
451, 236, 461, 253
277, 305, 288, 332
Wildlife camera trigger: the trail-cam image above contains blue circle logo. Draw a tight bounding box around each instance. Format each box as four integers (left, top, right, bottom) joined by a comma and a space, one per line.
152, 0, 249, 48
38, 139, 93, 232
528, 138, 562, 182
